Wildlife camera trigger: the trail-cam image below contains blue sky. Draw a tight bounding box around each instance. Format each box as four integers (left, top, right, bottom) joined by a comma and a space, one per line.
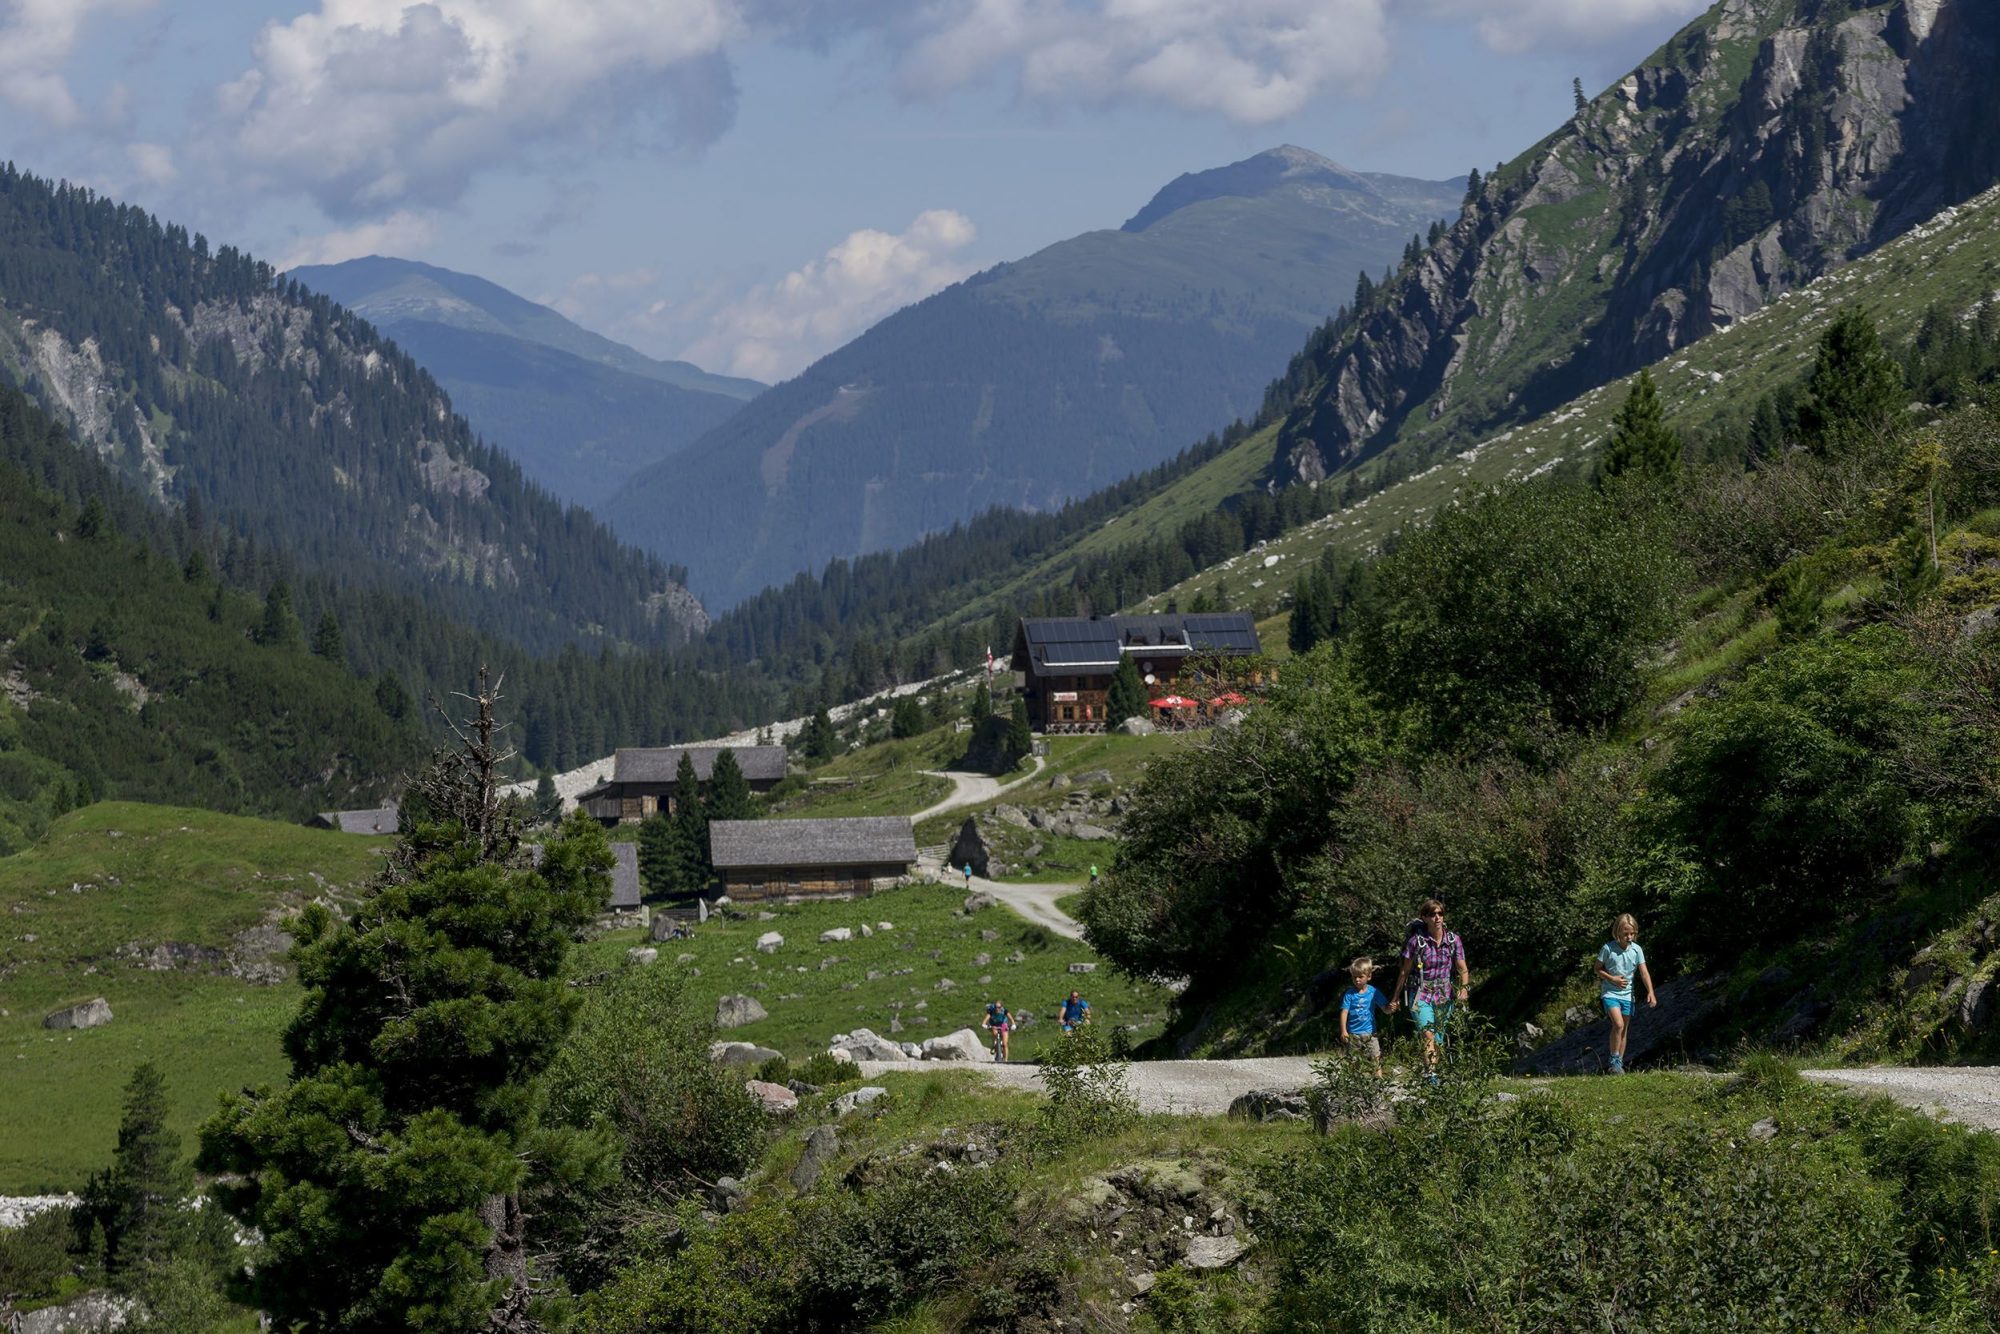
0, 0, 1708, 381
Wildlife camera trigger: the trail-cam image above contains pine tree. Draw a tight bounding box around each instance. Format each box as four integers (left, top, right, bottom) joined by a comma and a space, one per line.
1799, 305, 1904, 455
199, 675, 611, 1332
1106, 657, 1146, 726
1464, 167, 1483, 206
311, 611, 344, 662
802, 707, 838, 762
1006, 696, 1033, 767
1603, 369, 1682, 482
257, 581, 299, 648
638, 809, 687, 899
671, 751, 712, 896
1289, 571, 1329, 654
73, 1062, 191, 1280
969, 680, 992, 725
1746, 394, 1786, 460
705, 748, 755, 822
890, 695, 925, 739
1573, 77, 1587, 113
533, 772, 561, 826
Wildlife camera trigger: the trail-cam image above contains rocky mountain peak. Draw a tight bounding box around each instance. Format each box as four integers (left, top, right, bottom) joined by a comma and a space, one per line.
1271, 0, 2000, 488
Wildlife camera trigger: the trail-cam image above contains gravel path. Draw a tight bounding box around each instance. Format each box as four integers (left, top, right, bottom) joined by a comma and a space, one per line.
1802, 1067, 2000, 1131
912, 758, 1046, 823
859, 1055, 1322, 1115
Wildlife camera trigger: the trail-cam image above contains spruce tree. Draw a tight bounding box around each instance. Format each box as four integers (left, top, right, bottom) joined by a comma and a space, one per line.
1573, 77, 1587, 113
802, 707, 838, 762
890, 695, 925, 739
311, 611, 344, 662
199, 675, 611, 1332
1799, 305, 1904, 455
638, 809, 686, 899
969, 679, 993, 725
1107, 657, 1146, 726
705, 748, 755, 822
1006, 696, 1033, 767
1603, 369, 1682, 482
671, 751, 712, 896
257, 581, 299, 648
533, 772, 561, 826
74, 1062, 191, 1280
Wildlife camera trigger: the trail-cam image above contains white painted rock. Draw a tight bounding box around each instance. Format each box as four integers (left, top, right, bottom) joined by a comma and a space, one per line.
819, 927, 852, 944
626, 947, 658, 966
877, 921, 894, 931
756, 931, 784, 953
43, 998, 112, 1031
921, 1028, 988, 1061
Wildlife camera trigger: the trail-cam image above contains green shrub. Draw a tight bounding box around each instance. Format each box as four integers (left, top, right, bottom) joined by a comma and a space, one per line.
1643, 626, 1961, 954
791, 1051, 862, 1088
1353, 481, 1685, 754
0, 1207, 79, 1305
1037, 1025, 1136, 1145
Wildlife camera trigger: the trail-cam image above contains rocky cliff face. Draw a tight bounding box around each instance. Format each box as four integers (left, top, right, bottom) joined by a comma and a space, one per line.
1275, 0, 2000, 486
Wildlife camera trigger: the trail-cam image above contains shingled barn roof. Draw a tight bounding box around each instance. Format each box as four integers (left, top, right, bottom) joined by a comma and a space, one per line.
708, 817, 917, 870
610, 745, 788, 784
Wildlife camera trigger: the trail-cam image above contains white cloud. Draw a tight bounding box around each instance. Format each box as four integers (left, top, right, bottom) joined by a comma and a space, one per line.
1418, 0, 1707, 54
214, 0, 744, 219
0, 0, 154, 127
889, 0, 1392, 124
125, 142, 174, 185
276, 209, 436, 270
676, 209, 980, 381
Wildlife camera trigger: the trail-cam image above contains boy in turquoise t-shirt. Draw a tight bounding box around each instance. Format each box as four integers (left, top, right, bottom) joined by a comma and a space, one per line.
1338, 957, 1391, 1077
1595, 913, 1657, 1074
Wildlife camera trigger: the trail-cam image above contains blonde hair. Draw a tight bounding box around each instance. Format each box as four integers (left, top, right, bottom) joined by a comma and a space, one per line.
1347, 956, 1375, 978
1612, 912, 1638, 935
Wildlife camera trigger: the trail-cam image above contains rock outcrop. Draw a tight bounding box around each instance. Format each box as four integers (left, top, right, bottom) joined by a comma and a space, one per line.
1274, 0, 2000, 488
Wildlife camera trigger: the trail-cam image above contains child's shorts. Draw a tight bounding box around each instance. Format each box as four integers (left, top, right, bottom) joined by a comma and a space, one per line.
1602, 995, 1633, 1016
1353, 1034, 1381, 1060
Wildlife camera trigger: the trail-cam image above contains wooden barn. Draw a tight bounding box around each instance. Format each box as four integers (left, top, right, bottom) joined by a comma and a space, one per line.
1010, 612, 1262, 733
708, 817, 917, 902
577, 745, 788, 825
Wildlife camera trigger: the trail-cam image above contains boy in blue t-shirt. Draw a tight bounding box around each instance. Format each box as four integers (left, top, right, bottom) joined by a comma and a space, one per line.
1595, 913, 1657, 1074
1338, 957, 1390, 1077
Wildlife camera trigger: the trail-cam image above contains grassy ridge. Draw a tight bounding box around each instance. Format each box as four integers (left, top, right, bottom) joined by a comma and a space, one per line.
0, 803, 384, 1191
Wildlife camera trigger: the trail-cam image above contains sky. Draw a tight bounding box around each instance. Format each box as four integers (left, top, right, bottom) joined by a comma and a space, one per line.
0, 0, 1710, 384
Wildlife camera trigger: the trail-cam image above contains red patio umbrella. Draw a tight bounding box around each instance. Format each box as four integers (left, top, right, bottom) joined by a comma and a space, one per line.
1149, 695, 1197, 709
1207, 692, 1248, 708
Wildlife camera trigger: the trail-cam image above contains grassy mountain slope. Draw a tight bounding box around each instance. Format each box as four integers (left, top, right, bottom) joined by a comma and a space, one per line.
0, 803, 385, 1191
291, 258, 760, 508
1270, 0, 2000, 492
0, 167, 704, 654
603, 147, 1461, 606
1134, 180, 2000, 615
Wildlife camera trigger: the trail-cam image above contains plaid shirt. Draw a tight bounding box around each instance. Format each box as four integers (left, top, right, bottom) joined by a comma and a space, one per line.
1404, 930, 1465, 1005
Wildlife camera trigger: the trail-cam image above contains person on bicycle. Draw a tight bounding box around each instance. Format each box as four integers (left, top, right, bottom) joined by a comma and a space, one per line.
982, 999, 1013, 1061
1059, 990, 1091, 1034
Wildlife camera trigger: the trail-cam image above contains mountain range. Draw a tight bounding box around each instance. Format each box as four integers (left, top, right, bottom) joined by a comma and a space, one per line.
600, 147, 1463, 606
289, 257, 763, 509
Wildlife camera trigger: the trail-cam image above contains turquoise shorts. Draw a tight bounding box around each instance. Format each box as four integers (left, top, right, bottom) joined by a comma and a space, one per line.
1602, 995, 1633, 1017
1412, 1000, 1452, 1036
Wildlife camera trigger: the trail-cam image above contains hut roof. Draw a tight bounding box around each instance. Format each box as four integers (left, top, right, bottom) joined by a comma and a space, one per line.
609, 745, 788, 785
708, 817, 917, 871
313, 805, 398, 835
607, 842, 642, 909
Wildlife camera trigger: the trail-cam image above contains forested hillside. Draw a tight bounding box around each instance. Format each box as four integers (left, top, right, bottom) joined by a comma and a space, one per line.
291, 258, 761, 509
0, 167, 706, 654
604, 147, 1460, 605
0, 382, 422, 853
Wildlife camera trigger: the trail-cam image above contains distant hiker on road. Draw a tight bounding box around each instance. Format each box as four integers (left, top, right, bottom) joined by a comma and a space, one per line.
1389, 899, 1468, 1072
1595, 913, 1656, 1075
964, 864, 974, 890
1060, 990, 1091, 1034
983, 1000, 1013, 1061
1089, 865, 1100, 887
1338, 957, 1390, 1078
